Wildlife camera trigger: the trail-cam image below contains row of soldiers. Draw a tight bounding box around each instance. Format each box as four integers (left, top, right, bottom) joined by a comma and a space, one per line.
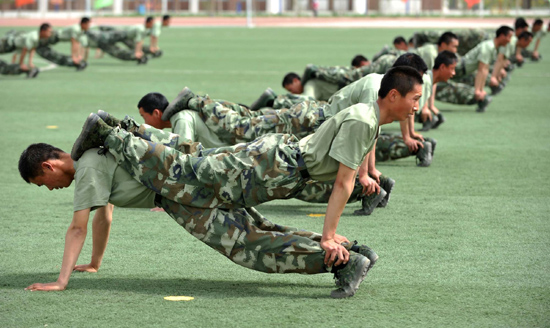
0, 15, 170, 78
17, 19, 547, 298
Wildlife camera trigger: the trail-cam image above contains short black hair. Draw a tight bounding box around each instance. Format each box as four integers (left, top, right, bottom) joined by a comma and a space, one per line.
163, 15, 171, 21
518, 31, 533, 40
146, 16, 154, 24
19, 143, 64, 183
533, 18, 543, 26
437, 31, 458, 46
351, 55, 368, 67
81, 17, 90, 25
408, 37, 414, 44
138, 92, 169, 114
515, 17, 528, 30
496, 25, 514, 38
392, 53, 428, 75
39, 23, 51, 32
282, 72, 300, 87
433, 50, 458, 69
378, 66, 423, 99
393, 36, 407, 45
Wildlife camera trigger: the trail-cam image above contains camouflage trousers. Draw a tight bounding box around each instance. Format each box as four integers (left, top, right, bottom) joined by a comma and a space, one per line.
87, 30, 138, 61
312, 54, 396, 87
371, 45, 396, 62
434, 80, 476, 105
97, 26, 156, 55
191, 95, 326, 145
157, 199, 330, 274
121, 117, 384, 208
0, 35, 16, 54
272, 94, 317, 109
375, 133, 436, 161
0, 59, 25, 75
36, 46, 78, 67
413, 29, 490, 56
105, 127, 310, 209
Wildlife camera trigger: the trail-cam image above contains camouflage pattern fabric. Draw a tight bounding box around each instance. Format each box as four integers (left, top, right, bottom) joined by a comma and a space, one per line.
35, 32, 78, 67
104, 127, 310, 209
86, 30, 138, 61
371, 45, 396, 62
272, 94, 317, 109
157, 200, 330, 274
0, 34, 16, 54
435, 80, 477, 105
191, 95, 326, 144
413, 29, 490, 56
0, 59, 25, 75
296, 175, 392, 204
313, 54, 397, 87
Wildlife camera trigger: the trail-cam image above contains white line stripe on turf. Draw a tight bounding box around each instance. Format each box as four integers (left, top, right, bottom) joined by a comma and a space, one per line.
91, 68, 282, 75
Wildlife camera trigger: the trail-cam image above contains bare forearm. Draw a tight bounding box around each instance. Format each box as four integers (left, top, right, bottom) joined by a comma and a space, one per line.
28, 49, 35, 66
151, 36, 158, 48
322, 181, 353, 241
71, 39, 80, 61
19, 48, 27, 66
475, 67, 488, 92
90, 204, 113, 268
399, 119, 411, 140
57, 226, 87, 286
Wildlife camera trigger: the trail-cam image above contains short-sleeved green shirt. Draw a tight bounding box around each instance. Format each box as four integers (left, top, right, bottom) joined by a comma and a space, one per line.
302, 79, 339, 101
299, 103, 379, 181
419, 71, 433, 110
499, 35, 518, 58
462, 39, 498, 75
13, 30, 39, 50
125, 24, 151, 42
416, 43, 438, 70
73, 149, 156, 212
170, 111, 229, 149
151, 21, 162, 37
325, 73, 384, 118
58, 24, 84, 42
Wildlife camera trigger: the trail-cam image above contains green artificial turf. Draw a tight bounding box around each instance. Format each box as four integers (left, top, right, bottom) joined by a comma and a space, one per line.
1, 26, 549, 327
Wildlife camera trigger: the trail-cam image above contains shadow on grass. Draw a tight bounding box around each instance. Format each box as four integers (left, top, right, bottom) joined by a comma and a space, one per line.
2, 272, 333, 299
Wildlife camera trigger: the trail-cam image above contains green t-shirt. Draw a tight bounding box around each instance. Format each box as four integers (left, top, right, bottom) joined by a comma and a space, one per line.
416, 43, 438, 70
499, 35, 518, 58
151, 21, 162, 37
125, 24, 151, 42
325, 73, 384, 118
73, 149, 156, 212
419, 71, 433, 110
303, 79, 339, 101
170, 111, 229, 149
58, 24, 84, 42
13, 30, 39, 50
298, 103, 379, 181
462, 39, 498, 75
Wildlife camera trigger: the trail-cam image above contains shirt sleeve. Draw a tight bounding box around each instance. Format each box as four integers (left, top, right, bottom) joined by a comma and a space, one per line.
151, 22, 162, 37
73, 166, 112, 212
478, 43, 494, 65
328, 119, 374, 170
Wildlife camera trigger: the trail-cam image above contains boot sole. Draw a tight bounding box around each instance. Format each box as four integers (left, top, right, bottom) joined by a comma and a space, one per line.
162, 87, 193, 120
330, 256, 370, 299
71, 113, 100, 161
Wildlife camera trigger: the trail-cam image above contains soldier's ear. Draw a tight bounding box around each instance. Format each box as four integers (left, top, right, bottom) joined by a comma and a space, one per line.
153, 109, 163, 118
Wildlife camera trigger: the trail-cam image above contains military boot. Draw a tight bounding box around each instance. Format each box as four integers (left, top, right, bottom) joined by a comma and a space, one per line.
377, 176, 395, 208
354, 189, 387, 216
249, 88, 277, 111
416, 142, 433, 167
71, 113, 113, 161
351, 241, 379, 272
97, 110, 121, 127
331, 252, 370, 299
161, 87, 195, 120
476, 95, 492, 113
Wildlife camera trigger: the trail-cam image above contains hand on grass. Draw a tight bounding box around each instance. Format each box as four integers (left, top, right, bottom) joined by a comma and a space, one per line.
25, 282, 66, 291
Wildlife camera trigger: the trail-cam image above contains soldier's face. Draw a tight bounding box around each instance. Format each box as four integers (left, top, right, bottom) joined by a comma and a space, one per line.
29, 163, 73, 191
356, 60, 370, 68
443, 39, 459, 53
517, 37, 532, 49
40, 27, 52, 39
441, 62, 457, 81
395, 42, 408, 51
163, 18, 171, 27
139, 107, 164, 129
284, 79, 303, 95
81, 22, 90, 31
393, 84, 423, 121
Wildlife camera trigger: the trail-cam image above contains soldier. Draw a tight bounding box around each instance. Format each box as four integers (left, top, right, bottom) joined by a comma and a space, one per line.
435, 25, 514, 113
282, 71, 339, 101
68, 66, 423, 269
412, 28, 490, 56
371, 36, 409, 62
85, 28, 149, 64
138, 92, 390, 216
36, 17, 90, 70
0, 23, 52, 77
19, 143, 374, 299
522, 18, 545, 61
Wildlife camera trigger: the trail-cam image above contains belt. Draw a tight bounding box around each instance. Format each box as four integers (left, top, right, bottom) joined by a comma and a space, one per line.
294, 146, 311, 180
154, 193, 163, 207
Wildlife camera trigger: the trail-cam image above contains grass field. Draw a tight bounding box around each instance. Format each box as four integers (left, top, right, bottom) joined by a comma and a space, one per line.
1, 26, 549, 327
